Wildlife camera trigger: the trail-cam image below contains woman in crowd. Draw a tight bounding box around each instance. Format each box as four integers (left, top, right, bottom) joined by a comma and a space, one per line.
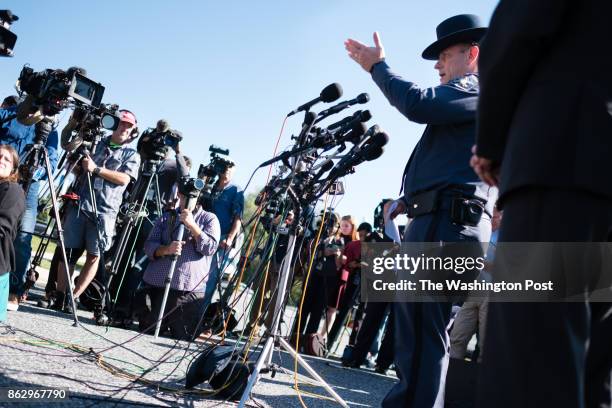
0, 145, 25, 321
319, 215, 358, 337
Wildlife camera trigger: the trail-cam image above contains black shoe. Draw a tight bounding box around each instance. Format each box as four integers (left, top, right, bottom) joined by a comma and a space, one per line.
63, 297, 79, 314
51, 292, 66, 311
342, 359, 361, 369
38, 292, 59, 309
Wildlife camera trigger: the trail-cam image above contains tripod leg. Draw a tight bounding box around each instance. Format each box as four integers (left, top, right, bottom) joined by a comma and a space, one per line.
42, 149, 79, 326
237, 335, 275, 408
278, 337, 349, 408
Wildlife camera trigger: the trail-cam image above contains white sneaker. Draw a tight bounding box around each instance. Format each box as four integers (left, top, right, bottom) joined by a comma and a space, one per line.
7, 294, 19, 311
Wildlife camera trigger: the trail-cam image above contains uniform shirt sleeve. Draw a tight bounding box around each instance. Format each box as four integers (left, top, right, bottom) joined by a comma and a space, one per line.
371, 61, 477, 125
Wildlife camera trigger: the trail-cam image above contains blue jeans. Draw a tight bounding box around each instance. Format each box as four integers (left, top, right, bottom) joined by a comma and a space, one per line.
10, 181, 39, 296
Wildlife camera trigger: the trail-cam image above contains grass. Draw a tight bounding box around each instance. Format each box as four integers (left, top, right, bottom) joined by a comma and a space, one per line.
30, 235, 86, 271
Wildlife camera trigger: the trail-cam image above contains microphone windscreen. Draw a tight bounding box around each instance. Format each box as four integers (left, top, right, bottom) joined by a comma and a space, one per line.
365, 146, 384, 161
320, 83, 343, 103
359, 110, 372, 122
304, 111, 317, 126
357, 93, 370, 104
371, 131, 389, 147
156, 119, 170, 132
347, 122, 367, 142
321, 160, 334, 172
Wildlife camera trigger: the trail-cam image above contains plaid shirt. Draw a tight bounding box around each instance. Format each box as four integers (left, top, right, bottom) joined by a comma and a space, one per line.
143, 208, 220, 292
76, 136, 140, 217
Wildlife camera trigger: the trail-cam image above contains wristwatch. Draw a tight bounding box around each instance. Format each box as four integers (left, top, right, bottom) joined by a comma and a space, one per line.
93, 167, 101, 176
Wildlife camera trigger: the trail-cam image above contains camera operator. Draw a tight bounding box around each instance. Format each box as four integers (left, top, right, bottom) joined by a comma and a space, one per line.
157, 152, 191, 205
0, 100, 59, 311
346, 14, 496, 406
52, 110, 140, 313
1, 95, 19, 109
137, 184, 220, 340
201, 162, 244, 312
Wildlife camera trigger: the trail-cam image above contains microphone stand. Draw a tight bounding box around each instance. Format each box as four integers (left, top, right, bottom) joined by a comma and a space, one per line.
237, 190, 348, 408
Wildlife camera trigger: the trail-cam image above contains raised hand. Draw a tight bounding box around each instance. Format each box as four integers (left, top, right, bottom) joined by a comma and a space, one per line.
344, 31, 386, 72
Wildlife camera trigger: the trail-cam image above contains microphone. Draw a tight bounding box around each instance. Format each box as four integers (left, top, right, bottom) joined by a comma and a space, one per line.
287, 83, 343, 117
259, 112, 318, 167
316, 93, 369, 121
312, 159, 335, 182
311, 121, 366, 150
327, 110, 371, 132
326, 131, 389, 181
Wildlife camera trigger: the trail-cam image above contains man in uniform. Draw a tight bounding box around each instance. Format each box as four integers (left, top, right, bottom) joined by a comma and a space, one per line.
345, 14, 496, 406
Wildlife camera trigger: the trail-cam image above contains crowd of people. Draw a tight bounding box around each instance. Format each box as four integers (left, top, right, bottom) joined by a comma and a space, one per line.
0, 1, 610, 407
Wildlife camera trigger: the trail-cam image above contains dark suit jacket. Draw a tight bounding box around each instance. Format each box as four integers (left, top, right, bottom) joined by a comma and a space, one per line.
476, 0, 612, 203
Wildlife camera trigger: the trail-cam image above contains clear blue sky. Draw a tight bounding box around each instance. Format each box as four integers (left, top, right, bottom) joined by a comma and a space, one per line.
0, 0, 498, 223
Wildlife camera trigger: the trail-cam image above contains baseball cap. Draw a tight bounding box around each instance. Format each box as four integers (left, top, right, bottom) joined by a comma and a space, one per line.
119, 110, 137, 126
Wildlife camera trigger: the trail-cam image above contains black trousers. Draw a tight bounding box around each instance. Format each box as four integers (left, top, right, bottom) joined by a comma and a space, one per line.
352, 302, 393, 368
478, 188, 612, 408
136, 286, 205, 341
327, 277, 360, 349
295, 273, 335, 335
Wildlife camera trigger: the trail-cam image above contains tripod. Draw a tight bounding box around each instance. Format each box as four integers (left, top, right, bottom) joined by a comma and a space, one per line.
238, 225, 348, 407
20, 118, 80, 325
97, 160, 162, 325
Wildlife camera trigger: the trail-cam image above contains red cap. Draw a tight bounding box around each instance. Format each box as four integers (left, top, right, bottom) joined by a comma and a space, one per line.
120, 110, 137, 126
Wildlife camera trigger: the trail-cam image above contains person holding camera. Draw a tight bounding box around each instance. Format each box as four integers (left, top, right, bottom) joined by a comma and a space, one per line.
346, 14, 496, 406
201, 163, 244, 312
51, 110, 140, 313
138, 184, 220, 340
0, 145, 25, 321
0, 100, 59, 311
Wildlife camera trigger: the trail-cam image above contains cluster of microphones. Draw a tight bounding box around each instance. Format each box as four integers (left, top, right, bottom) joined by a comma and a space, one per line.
259, 82, 389, 211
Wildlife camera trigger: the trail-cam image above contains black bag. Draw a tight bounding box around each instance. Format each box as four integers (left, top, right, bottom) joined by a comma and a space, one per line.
209, 359, 255, 400
185, 345, 253, 400
186, 345, 239, 389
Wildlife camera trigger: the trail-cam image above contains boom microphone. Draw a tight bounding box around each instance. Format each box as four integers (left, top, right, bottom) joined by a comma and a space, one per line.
316, 93, 370, 121
287, 83, 343, 117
